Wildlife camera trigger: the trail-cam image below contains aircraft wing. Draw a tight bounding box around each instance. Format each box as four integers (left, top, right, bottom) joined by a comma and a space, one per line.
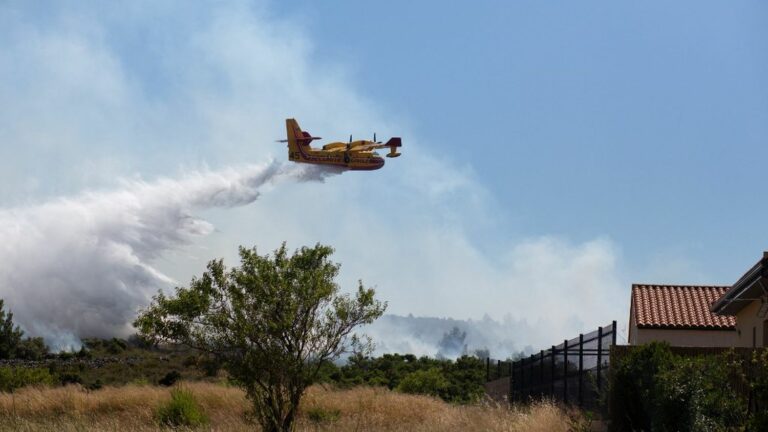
349, 143, 381, 151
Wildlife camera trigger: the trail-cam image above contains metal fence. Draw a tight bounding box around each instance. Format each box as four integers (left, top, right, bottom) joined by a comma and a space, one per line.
502, 320, 616, 409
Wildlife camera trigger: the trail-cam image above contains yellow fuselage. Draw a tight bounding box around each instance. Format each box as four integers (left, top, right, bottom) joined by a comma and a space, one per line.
290, 140, 385, 171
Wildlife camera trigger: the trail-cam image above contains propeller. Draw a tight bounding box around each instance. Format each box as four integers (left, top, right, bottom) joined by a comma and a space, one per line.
349, 134, 353, 143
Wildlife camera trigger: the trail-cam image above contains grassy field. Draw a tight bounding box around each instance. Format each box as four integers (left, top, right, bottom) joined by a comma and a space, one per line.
0, 382, 582, 431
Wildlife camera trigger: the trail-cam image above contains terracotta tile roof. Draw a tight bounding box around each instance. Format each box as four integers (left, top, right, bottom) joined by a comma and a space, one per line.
632, 284, 736, 330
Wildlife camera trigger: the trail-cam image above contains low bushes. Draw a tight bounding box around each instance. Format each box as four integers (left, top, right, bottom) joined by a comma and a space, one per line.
397, 368, 449, 397
155, 387, 208, 427
324, 353, 486, 403
608, 342, 767, 431
0, 366, 54, 392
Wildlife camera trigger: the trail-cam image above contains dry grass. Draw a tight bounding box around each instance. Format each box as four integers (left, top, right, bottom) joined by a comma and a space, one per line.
0, 382, 578, 431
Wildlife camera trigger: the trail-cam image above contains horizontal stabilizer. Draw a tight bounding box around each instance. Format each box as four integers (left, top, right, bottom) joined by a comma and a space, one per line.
385, 137, 402, 147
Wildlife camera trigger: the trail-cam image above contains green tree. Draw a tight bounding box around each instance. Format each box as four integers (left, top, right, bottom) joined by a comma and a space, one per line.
0, 299, 23, 359
15, 337, 49, 360
397, 368, 449, 397
443, 355, 485, 403
134, 243, 386, 432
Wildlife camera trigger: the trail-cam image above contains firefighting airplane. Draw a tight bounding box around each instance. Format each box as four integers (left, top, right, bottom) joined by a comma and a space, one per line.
278, 118, 402, 171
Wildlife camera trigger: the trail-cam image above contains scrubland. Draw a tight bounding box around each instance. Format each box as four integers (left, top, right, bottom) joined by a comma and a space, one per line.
0, 382, 580, 432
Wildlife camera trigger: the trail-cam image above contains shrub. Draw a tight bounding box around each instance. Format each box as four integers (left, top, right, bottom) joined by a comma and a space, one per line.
306, 407, 340, 424
59, 373, 83, 386
655, 354, 746, 430
609, 343, 749, 431
159, 370, 181, 387
443, 355, 485, 403
0, 300, 50, 360
749, 349, 768, 431
75, 346, 91, 359
332, 353, 485, 403
0, 367, 55, 392
15, 337, 49, 360
608, 342, 676, 431
86, 379, 103, 391
155, 387, 208, 427
132, 377, 150, 386
397, 368, 449, 398
105, 338, 128, 354
0, 300, 23, 359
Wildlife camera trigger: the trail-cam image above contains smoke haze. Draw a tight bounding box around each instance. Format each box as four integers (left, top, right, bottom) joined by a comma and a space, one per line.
0, 161, 340, 349
0, 1, 642, 353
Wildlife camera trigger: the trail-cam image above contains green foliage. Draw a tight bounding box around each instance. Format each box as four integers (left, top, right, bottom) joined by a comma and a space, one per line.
305, 407, 340, 424
155, 387, 208, 427
135, 243, 386, 432
132, 377, 150, 386
0, 300, 23, 360
197, 354, 222, 377
57, 351, 74, 361
75, 345, 91, 359
159, 370, 181, 387
568, 411, 594, 432
15, 337, 49, 360
0, 299, 49, 360
326, 353, 485, 403
82, 337, 128, 354
749, 349, 768, 431
655, 354, 746, 431
397, 368, 449, 397
86, 379, 103, 391
609, 343, 749, 432
59, 372, 83, 386
0, 367, 54, 392
442, 355, 486, 403
609, 342, 676, 431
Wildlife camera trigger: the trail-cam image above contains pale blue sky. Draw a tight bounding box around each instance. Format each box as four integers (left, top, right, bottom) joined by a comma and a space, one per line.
0, 1, 766, 347
274, 1, 768, 281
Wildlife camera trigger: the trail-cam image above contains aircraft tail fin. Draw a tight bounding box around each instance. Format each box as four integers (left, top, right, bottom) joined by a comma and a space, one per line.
384, 137, 402, 158
285, 119, 321, 161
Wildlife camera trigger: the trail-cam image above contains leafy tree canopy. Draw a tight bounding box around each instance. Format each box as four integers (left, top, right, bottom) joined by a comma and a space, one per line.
135, 243, 386, 432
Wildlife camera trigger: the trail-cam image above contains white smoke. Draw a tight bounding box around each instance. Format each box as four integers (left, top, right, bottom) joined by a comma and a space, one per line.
0, 1, 638, 353
0, 160, 341, 349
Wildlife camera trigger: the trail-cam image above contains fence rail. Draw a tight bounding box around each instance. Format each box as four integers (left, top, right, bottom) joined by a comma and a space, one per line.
486, 320, 616, 409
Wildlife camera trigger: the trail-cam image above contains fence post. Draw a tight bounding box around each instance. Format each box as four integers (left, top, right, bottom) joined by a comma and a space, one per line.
529, 354, 535, 399
486, 357, 490, 382
508, 360, 513, 403
578, 333, 584, 407
597, 326, 603, 392
563, 339, 568, 403
519, 357, 524, 400
550, 345, 556, 396
539, 349, 544, 397
497, 359, 501, 380
513, 359, 519, 402
612, 320, 617, 347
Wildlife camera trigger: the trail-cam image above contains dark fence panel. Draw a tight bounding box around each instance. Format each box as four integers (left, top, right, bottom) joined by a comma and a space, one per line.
499, 320, 616, 409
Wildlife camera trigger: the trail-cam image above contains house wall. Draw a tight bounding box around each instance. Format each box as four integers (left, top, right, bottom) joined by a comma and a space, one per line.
733, 300, 768, 347
632, 328, 737, 347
